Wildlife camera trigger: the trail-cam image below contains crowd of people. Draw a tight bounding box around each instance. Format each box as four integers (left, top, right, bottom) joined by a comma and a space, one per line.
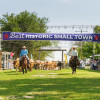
90, 59, 100, 70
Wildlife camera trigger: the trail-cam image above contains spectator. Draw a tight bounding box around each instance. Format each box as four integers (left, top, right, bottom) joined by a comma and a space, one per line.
94, 59, 98, 70
90, 59, 94, 70
97, 58, 100, 70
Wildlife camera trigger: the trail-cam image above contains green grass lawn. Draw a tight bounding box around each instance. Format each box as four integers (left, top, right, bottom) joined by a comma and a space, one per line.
0, 69, 100, 100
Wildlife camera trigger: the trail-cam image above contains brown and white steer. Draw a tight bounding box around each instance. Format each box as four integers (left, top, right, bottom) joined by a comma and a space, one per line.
13, 58, 21, 72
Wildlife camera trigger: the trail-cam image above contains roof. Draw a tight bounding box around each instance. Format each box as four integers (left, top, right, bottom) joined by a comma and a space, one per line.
90, 54, 100, 57
36, 47, 67, 51
2, 51, 11, 55
36, 49, 67, 51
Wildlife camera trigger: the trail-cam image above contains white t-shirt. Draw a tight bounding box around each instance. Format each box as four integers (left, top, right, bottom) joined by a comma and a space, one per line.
71, 50, 78, 56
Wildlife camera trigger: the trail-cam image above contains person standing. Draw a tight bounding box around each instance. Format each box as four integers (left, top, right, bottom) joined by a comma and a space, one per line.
97, 58, 100, 70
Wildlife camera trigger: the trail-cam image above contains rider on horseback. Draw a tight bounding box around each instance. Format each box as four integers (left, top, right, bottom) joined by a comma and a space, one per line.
69, 47, 80, 74
19, 46, 30, 67
69, 47, 78, 67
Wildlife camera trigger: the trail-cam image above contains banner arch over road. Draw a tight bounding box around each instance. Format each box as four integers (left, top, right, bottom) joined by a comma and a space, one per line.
2, 32, 100, 42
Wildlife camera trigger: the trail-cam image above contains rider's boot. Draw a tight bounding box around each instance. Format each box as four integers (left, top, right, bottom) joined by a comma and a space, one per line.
27, 60, 30, 68
72, 70, 74, 74
19, 61, 21, 67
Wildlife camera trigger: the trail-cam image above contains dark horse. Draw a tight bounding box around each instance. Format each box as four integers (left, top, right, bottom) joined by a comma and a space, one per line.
69, 56, 80, 74
20, 55, 28, 74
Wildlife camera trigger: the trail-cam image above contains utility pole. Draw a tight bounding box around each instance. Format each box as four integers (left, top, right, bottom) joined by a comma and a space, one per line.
93, 28, 95, 62
0, 23, 2, 70
93, 42, 95, 61
76, 29, 87, 60
0, 24, 2, 50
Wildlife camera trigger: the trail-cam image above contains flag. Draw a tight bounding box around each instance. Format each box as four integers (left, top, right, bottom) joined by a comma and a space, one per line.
31, 54, 33, 59
64, 53, 67, 64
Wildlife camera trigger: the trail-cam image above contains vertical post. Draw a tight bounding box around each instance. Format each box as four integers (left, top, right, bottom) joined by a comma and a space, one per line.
62, 50, 63, 69
93, 42, 95, 61
62, 50, 63, 62
76, 29, 87, 60
93, 28, 95, 62
4, 53, 6, 69
0, 24, 2, 69
0, 24, 1, 51
7, 54, 8, 69
0, 51, 2, 70
39, 50, 41, 60
81, 29, 82, 60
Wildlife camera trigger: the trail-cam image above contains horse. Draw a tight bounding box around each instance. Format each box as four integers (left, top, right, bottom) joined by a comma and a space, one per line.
20, 55, 28, 74
69, 56, 80, 74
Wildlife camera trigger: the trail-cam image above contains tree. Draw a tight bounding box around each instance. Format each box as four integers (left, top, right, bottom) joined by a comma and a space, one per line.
77, 42, 93, 59
0, 11, 58, 60
74, 25, 100, 59
94, 25, 100, 33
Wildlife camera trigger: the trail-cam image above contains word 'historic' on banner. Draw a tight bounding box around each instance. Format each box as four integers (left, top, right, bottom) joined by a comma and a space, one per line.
2, 32, 100, 42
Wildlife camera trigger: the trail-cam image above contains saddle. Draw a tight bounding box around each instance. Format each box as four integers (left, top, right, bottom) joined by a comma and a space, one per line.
20, 55, 30, 67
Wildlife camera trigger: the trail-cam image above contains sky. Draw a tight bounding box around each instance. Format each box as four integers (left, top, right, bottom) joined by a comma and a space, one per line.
0, 0, 100, 25
0, 0, 100, 61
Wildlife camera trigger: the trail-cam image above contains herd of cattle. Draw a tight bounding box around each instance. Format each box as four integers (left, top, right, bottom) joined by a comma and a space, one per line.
13, 58, 63, 72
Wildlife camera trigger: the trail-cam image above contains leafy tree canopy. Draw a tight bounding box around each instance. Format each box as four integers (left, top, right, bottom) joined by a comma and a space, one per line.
0, 11, 58, 60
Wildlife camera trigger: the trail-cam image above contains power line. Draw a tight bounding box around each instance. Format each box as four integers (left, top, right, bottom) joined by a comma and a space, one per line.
75, 29, 87, 60
47, 25, 98, 29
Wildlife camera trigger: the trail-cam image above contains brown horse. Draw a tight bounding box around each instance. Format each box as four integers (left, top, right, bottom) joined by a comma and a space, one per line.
69, 56, 80, 74
20, 55, 28, 74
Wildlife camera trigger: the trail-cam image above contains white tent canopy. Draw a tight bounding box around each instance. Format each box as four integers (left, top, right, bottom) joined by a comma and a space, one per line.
90, 54, 100, 57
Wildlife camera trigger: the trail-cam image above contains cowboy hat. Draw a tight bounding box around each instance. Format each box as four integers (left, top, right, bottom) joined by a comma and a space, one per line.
72, 46, 77, 49
22, 46, 26, 48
